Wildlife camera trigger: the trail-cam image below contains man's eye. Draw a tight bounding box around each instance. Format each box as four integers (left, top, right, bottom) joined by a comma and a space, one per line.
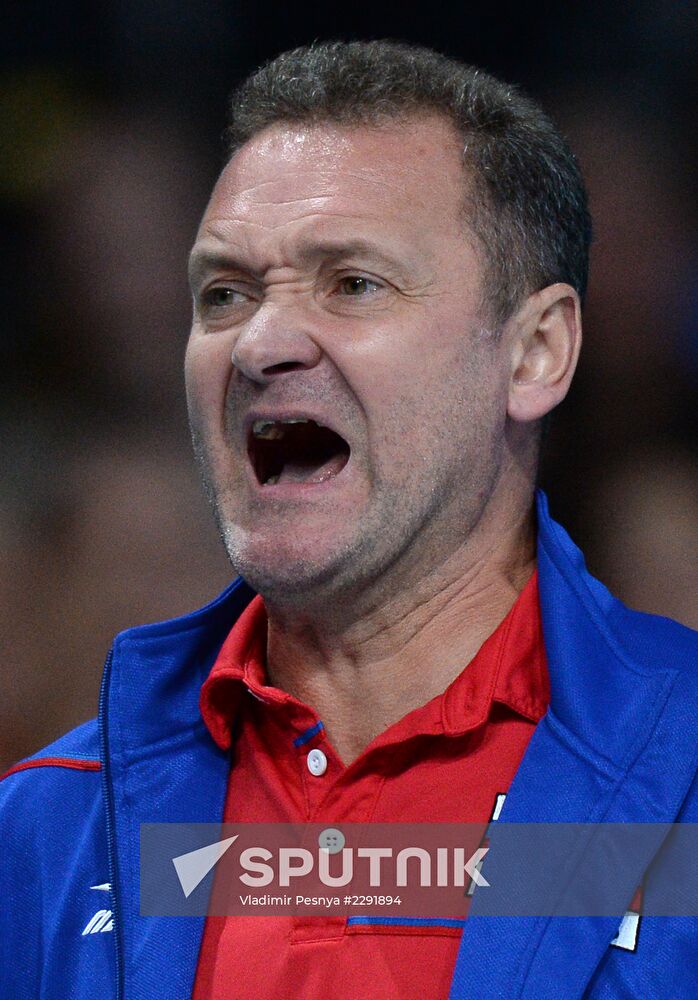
337, 276, 381, 296
201, 287, 250, 309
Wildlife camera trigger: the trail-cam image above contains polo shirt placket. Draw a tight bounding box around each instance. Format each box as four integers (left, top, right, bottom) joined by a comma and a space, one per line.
194, 572, 549, 1000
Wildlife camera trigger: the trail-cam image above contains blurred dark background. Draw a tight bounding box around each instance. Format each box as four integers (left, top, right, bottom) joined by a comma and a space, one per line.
2, 2, 697, 772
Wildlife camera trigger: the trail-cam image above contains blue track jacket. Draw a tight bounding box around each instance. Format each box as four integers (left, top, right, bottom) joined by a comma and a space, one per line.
2, 491, 698, 999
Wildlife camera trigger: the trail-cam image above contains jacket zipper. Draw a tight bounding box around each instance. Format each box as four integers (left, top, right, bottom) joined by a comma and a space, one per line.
98, 646, 124, 1000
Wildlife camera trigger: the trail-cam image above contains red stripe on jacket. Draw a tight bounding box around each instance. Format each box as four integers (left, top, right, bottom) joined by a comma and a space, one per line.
0, 757, 101, 781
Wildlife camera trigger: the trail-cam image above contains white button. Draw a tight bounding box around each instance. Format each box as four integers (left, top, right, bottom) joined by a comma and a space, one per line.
306, 748, 327, 776
318, 828, 345, 854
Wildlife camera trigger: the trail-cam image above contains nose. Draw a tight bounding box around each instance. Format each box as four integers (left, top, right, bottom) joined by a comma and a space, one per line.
231, 304, 323, 384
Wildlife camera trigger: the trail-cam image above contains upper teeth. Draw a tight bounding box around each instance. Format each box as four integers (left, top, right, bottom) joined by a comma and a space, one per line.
251, 418, 325, 439
252, 421, 286, 440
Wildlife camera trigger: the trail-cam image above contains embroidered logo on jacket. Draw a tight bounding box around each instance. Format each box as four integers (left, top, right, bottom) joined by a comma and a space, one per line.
82, 883, 114, 936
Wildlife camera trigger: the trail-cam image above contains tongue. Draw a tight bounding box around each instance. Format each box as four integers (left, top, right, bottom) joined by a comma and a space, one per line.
277, 452, 348, 485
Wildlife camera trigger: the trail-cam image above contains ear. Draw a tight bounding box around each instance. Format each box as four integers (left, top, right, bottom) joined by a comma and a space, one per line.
506, 283, 582, 423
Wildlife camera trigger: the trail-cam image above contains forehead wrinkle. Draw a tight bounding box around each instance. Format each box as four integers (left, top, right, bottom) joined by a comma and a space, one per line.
221, 165, 413, 202
209, 171, 425, 234
201, 196, 426, 245
221, 191, 338, 214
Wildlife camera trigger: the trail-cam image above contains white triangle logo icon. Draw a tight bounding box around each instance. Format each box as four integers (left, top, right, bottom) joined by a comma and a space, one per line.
172, 835, 239, 898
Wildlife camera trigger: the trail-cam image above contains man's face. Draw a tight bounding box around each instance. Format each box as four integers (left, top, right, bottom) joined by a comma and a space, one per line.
186, 115, 513, 606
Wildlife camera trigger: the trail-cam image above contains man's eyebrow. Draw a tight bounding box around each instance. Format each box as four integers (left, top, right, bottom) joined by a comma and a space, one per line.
188, 239, 407, 290
298, 239, 416, 281
295, 238, 402, 269
187, 251, 248, 291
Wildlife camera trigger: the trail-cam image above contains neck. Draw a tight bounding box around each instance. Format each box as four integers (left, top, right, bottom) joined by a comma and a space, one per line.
265, 495, 537, 764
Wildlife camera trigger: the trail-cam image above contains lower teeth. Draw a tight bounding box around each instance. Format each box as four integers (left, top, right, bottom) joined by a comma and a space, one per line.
265, 475, 280, 485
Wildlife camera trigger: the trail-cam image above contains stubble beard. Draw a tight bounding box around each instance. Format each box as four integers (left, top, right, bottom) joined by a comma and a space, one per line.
190, 417, 502, 623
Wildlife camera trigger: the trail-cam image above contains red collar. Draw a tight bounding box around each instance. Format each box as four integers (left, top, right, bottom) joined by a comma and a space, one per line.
200, 571, 549, 751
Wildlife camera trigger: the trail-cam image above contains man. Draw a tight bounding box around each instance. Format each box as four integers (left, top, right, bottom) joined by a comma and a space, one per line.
2, 40, 697, 1000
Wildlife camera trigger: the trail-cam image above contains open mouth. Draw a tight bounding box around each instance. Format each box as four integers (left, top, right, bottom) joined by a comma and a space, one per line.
247, 418, 351, 487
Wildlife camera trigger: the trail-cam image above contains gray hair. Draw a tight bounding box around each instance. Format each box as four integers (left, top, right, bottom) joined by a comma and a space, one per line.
224, 40, 591, 326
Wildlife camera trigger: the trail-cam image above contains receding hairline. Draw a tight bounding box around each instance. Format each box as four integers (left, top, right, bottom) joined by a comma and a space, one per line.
225, 105, 471, 160
223, 109, 481, 219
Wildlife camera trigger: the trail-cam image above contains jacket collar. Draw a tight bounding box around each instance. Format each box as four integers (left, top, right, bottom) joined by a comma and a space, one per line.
100, 490, 698, 1000
451, 492, 698, 999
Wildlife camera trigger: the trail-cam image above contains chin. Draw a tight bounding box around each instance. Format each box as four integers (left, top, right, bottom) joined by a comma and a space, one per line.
222, 527, 356, 600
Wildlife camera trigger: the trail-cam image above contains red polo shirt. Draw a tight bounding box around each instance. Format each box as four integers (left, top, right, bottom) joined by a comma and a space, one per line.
193, 571, 549, 1000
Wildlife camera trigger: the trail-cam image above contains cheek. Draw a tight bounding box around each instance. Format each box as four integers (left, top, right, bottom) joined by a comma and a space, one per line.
184, 333, 233, 439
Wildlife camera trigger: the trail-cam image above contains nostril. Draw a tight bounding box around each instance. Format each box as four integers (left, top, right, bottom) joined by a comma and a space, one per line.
263, 361, 307, 375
